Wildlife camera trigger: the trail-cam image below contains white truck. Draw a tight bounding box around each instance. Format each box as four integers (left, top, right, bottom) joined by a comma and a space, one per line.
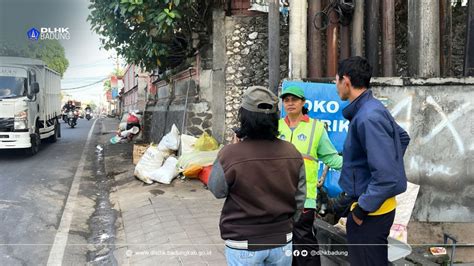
0, 57, 61, 155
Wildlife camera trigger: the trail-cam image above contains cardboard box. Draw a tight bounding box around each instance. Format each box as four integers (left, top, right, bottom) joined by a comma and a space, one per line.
133, 144, 149, 165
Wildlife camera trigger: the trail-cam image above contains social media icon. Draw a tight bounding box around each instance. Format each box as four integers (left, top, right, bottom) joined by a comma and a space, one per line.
301, 250, 308, 257
310, 250, 317, 256
285, 250, 292, 257
293, 250, 300, 257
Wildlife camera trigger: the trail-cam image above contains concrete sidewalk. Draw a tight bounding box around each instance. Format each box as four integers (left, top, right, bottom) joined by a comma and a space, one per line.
100, 118, 226, 266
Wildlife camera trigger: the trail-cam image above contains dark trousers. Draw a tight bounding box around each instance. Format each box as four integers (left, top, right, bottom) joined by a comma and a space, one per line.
292, 209, 321, 266
346, 209, 396, 266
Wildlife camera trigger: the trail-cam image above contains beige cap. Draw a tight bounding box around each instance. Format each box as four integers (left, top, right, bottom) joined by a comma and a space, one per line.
241, 86, 279, 114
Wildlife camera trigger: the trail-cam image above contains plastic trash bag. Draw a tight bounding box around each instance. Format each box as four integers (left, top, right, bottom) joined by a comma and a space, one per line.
150, 156, 179, 184
180, 134, 197, 155
134, 145, 172, 184
183, 164, 203, 178
120, 126, 140, 137
158, 124, 180, 151
194, 132, 219, 151
110, 135, 121, 144
177, 148, 221, 170
322, 171, 343, 198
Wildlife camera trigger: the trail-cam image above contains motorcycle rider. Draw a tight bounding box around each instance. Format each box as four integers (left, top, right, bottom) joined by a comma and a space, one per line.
85, 104, 92, 120
63, 100, 78, 126
62, 100, 76, 112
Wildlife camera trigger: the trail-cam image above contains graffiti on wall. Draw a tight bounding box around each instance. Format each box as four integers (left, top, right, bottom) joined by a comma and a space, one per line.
388, 94, 473, 156
377, 86, 474, 222
419, 96, 474, 155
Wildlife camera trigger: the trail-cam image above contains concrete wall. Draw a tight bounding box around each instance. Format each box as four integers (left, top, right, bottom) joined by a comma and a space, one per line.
142, 69, 214, 144
211, 9, 227, 144
370, 77, 474, 223
122, 65, 148, 114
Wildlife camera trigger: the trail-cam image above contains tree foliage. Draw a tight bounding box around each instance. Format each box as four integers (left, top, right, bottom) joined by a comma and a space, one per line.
103, 79, 111, 92
0, 40, 69, 76
88, 0, 213, 72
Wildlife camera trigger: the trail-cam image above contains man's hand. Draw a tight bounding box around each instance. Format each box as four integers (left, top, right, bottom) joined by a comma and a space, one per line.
351, 204, 369, 226
352, 212, 363, 225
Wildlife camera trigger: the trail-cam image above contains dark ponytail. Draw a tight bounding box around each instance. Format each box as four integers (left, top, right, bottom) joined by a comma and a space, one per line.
302, 106, 309, 115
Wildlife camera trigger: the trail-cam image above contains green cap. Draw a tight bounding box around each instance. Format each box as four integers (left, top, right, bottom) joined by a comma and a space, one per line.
280, 86, 305, 99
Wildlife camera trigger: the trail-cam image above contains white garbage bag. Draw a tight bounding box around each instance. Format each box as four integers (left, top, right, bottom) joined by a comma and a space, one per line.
158, 124, 180, 151
120, 126, 140, 137
150, 156, 179, 184
180, 134, 198, 155
134, 145, 172, 184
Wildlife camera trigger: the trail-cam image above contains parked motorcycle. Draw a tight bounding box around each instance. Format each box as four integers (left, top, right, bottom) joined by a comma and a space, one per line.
67, 110, 78, 128
85, 110, 92, 120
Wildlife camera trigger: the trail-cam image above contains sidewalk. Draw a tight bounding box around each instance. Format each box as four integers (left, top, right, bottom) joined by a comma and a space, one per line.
100, 118, 226, 266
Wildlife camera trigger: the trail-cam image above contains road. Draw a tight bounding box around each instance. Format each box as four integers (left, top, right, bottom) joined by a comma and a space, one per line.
0, 118, 101, 265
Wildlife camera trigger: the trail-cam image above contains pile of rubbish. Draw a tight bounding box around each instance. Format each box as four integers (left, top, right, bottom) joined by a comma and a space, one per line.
133, 124, 221, 186
110, 111, 142, 144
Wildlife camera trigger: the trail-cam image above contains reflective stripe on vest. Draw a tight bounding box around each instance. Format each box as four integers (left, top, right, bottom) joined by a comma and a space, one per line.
302, 119, 318, 161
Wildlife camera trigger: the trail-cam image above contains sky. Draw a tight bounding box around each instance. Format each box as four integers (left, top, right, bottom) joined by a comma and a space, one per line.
0, 0, 121, 105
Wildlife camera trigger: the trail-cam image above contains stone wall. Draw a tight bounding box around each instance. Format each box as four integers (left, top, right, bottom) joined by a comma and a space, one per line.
143, 12, 291, 146
224, 14, 289, 142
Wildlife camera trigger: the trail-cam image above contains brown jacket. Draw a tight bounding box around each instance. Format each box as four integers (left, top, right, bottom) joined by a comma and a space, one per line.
209, 139, 306, 250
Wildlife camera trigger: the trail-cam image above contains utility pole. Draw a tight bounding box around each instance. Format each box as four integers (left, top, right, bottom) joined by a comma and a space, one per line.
268, 0, 280, 95
340, 25, 350, 60
408, 0, 440, 77
365, 0, 380, 76
440, 0, 453, 76
289, 0, 307, 80
464, 0, 474, 76
308, 0, 323, 78
327, 9, 339, 77
382, 0, 395, 76
351, 0, 364, 56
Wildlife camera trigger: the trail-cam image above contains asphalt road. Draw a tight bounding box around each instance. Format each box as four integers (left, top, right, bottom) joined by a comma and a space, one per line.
0, 118, 96, 265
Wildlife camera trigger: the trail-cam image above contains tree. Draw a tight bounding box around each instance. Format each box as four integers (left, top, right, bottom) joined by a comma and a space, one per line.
112, 67, 125, 78
88, 0, 214, 72
0, 40, 69, 76
103, 79, 111, 92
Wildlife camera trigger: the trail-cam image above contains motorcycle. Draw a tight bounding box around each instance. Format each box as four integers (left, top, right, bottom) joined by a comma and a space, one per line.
85, 110, 92, 120
67, 110, 78, 128
62, 110, 68, 123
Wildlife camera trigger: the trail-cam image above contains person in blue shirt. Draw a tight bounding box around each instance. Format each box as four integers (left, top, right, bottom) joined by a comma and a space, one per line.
335, 56, 410, 265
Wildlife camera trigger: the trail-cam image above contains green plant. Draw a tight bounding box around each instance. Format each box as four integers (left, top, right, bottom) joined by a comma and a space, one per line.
88, 0, 213, 71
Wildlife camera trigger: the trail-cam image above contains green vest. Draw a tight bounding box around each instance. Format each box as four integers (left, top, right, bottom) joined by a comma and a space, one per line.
279, 118, 325, 208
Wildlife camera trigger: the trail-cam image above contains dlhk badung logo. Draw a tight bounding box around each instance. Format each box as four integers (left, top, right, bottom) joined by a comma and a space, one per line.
27, 27, 70, 41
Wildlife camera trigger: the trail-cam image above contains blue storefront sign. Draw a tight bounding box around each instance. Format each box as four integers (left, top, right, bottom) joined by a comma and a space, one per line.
281, 80, 349, 197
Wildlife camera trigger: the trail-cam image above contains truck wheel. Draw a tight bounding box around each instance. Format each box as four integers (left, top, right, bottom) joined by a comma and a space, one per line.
48, 119, 59, 143
27, 129, 40, 155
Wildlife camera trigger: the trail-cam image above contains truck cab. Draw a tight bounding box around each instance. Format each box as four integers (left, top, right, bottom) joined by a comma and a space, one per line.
0, 57, 61, 155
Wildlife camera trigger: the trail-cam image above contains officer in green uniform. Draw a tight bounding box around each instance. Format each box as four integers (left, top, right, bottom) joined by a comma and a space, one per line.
279, 86, 343, 266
